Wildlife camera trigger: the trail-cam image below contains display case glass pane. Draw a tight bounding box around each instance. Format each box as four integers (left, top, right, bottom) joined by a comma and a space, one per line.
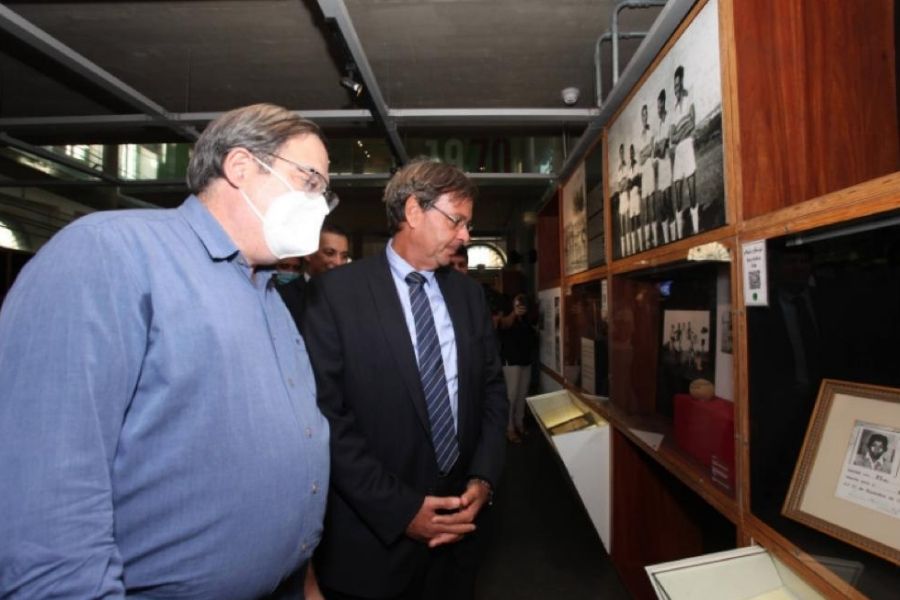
610, 260, 735, 494
585, 144, 605, 268
563, 279, 609, 396
747, 210, 900, 598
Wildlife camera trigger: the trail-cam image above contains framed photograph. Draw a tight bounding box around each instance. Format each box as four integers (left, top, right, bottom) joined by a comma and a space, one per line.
607, 0, 725, 259
783, 379, 900, 566
562, 163, 588, 274
537, 287, 563, 375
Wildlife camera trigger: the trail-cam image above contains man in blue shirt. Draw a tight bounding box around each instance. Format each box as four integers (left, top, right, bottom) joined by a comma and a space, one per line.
0, 103, 332, 598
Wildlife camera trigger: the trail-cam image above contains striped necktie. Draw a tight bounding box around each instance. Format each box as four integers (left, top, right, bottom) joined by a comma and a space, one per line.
405, 272, 459, 474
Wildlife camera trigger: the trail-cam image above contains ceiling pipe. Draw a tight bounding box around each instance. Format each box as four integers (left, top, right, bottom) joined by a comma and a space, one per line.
0, 5, 199, 141
317, 0, 409, 165
612, 1, 668, 86
595, 31, 649, 107
538, 0, 695, 209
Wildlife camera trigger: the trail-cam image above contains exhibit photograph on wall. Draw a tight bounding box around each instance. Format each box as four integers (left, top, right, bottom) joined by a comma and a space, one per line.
562, 163, 588, 274
783, 380, 900, 566
584, 143, 605, 268
606, 0, 725, 259
538, 287, 563, 375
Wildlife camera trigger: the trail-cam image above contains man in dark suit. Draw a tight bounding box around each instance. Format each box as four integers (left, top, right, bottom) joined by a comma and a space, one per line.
276, 222, 350, 324
301, 159, 508, 600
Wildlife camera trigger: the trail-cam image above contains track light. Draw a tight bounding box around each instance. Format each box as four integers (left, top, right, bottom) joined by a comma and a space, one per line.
340, 75, 364, 98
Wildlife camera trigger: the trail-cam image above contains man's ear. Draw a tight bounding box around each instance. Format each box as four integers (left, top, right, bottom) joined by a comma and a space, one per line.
403, 195, 423, 228
221, 147, 257, 188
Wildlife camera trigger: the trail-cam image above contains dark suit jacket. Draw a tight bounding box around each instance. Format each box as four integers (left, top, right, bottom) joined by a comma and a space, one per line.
301, 251, 508, 597
275, 275, 307, 328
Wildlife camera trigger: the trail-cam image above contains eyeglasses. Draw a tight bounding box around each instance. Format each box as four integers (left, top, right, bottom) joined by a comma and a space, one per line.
429, 203, 473, 233
268, 153, 339, 212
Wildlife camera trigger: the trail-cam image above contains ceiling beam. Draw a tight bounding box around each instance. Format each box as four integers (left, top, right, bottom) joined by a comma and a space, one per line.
0, 132, 116, 183
388, 108, 598, 126
0, 4, 199, 141
0, 108, 600, 134
317, 0, 409, 164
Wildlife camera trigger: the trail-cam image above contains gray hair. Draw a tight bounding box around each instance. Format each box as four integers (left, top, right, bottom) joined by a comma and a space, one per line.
382, 159, 477, 235
186, 103, 324, 194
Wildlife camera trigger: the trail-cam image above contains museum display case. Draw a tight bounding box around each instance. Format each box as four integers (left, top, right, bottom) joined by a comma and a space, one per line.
607, 256, 736, 494
527, 389, 612, 549
562, 278, 609, 396
745, 212, 900, 599
534, 0, 899, 597
645, 546, 826, 600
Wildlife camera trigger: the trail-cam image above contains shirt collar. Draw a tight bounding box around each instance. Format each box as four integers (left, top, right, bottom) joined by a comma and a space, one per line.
179, 195, 240, 261
386, 239, 436, 285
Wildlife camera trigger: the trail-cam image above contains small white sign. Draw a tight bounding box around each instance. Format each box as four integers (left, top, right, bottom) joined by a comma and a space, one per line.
742, 240, 769, 307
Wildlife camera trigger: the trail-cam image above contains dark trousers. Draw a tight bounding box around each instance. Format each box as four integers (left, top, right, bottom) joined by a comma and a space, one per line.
319, 539, 480, 600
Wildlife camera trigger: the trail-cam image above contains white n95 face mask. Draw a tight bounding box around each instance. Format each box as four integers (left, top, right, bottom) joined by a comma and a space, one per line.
241, 158, 330, 259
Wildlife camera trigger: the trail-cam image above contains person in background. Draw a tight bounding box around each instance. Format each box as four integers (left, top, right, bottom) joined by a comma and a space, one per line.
275, 256, 305, 284
497, 293, 538, 442
277, 222, 350, 324
301, 158, 507, 600
306, 222, 351, 277
449, 244, 469, 274
0, 103, 333, 598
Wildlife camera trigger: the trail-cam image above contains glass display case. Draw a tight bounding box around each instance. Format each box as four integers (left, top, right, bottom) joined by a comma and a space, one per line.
528, 389, 611, 549
584, 142, 605, 269
646, 546, 826, 600
608, 257, 736, 494
563, 279, 609, 396
747, 210, 900, 599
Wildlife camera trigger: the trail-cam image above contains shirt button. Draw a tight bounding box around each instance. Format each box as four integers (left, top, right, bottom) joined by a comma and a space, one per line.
288, 378, 294, 387
311, 481, 319, 494
295, 338, 301, 345
305, 427, 313, 438
302, 543, 308, 551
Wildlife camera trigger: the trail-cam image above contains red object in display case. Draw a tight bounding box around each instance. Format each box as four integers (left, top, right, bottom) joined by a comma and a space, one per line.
673, 393, 735, 490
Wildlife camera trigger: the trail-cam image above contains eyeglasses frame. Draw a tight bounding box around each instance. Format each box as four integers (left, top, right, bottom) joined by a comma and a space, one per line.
267, 153, 339, 212
427, 202, 473, 233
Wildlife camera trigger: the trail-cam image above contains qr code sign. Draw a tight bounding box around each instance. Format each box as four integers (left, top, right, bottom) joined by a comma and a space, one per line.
748, 270, 761, 290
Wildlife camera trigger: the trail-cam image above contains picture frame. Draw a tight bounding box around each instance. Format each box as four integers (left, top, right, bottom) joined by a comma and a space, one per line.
562, 163, 588, 275
783, 379, 900, 566
606, 0, 726, 260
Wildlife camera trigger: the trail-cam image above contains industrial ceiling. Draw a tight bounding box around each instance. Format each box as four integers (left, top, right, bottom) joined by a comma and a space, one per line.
0, 0, 698, 249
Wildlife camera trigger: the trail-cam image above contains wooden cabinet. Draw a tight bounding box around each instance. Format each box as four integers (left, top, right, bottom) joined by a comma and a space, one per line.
535, 0, 899, 597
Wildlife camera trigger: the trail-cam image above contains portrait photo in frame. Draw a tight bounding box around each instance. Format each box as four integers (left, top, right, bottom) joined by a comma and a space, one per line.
783, 379, 900, 566
606, 0, 725, 259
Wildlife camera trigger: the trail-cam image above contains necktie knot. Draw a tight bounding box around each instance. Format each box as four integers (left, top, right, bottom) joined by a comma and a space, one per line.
405, 272, 426, 287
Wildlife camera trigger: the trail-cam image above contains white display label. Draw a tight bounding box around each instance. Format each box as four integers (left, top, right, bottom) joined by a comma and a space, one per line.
742, 240, 769, 307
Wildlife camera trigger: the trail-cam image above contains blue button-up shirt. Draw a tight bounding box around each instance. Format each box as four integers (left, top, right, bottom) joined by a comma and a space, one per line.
0, 196, 329, 598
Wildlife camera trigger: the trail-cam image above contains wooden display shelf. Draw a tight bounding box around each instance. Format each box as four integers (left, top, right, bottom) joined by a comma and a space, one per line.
580, 392, 739, 526
539, 0, 898, 596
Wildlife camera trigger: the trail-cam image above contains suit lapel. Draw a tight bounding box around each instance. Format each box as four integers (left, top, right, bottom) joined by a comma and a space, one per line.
436, 269, 472, 448
366, 252, 431, 435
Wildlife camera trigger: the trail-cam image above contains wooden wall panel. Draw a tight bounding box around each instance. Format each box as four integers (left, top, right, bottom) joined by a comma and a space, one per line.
536, 194, 560, 290
610, 429, 735, 599
732, 0, 899, 219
